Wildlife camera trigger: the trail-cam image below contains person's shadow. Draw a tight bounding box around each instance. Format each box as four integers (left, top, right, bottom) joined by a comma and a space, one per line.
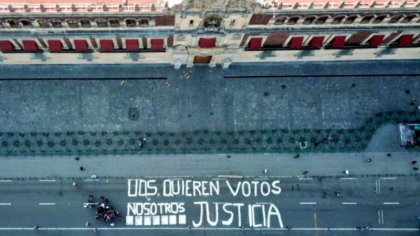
334, 49, 354, 57
79, 53, 97, 61
296, 50, 315, 58
126, 53, 144, 61
32, 52, 50, 61
375, 47, 396, 57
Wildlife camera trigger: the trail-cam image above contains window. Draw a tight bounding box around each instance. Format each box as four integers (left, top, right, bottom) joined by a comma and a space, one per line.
7, 19, 20, 28
150, 39, 165, 51
343, 16, 357, 24
80, 19, 91, 28
389, 15, 403, 23
397, 34, 414, 47
139, 19, 149, 26
204, 16, 222, 28
48, 40, 63, 52
99, 39, 114, 52
303, 16, 316, 25
199, 38, 216, 48
372, 15, 387, 24
287, 17, 299, 25
22, 40, 39, 52
37, 19, 50, 28
189, 19, 194, 25
126, 39, 139, 51
274, 17, 287, 25
368, 35, 384, 47
309, 36, 324, 48
67, 19, 79, 28
315, 16, 328, 25
360, 15, 374, 24
401, 15, 416, 23
109, 19, 120, 27
126, 19, 136, 27
330, 36, 346, 48
230, 19, 235, 26
74, 39, 89, 52
289, 37, 304, 49
50, 19, 62, 28
248, 38, 263, 50
96, 18, 108, 28
331, 16, 345, 24
0, 40, 15, 52
20, 19, 32, 28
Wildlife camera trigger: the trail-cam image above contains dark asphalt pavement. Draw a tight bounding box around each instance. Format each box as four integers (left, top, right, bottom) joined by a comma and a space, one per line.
0, 176, 418, 236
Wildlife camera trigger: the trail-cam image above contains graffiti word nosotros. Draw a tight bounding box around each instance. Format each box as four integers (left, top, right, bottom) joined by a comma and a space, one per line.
128, 202, 185, 215
128, 179, 282, 197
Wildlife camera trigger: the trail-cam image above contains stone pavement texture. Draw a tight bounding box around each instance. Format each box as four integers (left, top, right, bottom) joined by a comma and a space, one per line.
0, 60, 419, 156
0, 151, 418, 179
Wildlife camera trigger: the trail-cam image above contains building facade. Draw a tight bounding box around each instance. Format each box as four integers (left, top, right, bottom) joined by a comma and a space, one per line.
0, 0, 419, 68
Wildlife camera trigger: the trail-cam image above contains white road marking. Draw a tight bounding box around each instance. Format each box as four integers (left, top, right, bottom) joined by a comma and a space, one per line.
217, 175, 243, 179
340, 177, 357, 180
39, 179, 56, 182
383, 202, 400, 205
39, 203, 56, 206
256, 177, 269, 181
341, 202, 357, 205
300, 202, 317, 205
83, 179, 100, 182
0, 180, 12, 183
378, 210, 384, 224
0, 203, 11, 206
0, 227, 417, 231
298, 178, 313, 180
381, 177, 397, 180
375, 179, 381, 194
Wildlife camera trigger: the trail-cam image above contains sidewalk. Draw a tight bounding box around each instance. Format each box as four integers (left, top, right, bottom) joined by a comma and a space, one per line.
0, 151, 418, 179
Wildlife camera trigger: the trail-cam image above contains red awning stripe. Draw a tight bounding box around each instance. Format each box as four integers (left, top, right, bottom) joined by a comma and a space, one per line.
398, 34, 414, 46
22, 40, 39, 52
331, 36, 346, 48
151, 39, 165, 51
100, 39, 114, 52
126, 39, 139, 51
0, 40, 15, 52
48, 40, 63, 51
309, 36, 324, 48
289, 36, 304, 49
248, 38, 263, 49
74, 40, 89, 52
199, 38, 216, 48
368, 35, 384, 47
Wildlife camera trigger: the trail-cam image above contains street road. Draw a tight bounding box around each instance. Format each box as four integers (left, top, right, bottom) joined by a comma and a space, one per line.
0, 176, 418, 236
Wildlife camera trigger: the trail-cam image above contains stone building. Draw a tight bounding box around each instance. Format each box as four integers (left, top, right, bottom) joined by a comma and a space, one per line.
0, 0, 418, 68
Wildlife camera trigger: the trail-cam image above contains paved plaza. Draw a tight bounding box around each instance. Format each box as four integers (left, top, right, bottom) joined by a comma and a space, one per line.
0, 60, 419, 156
0, 60, 419, 133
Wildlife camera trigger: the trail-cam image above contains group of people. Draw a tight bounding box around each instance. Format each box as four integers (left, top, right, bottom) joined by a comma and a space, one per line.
87, 195, 123, 223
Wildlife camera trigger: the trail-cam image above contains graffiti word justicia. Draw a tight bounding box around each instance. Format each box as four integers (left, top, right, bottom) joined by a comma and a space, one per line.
192, 202, 283, 228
